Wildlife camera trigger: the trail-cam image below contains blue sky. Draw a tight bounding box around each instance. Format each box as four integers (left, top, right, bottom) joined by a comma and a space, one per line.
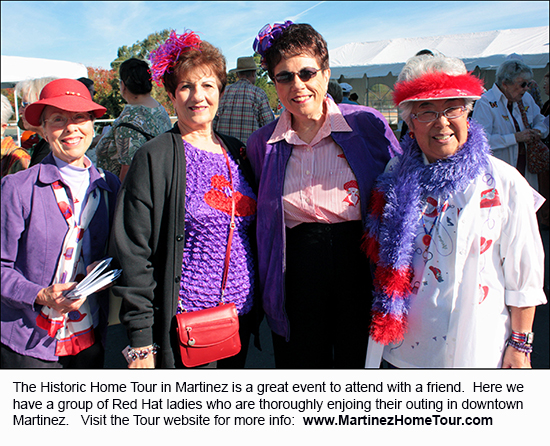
1, 1, 549, 70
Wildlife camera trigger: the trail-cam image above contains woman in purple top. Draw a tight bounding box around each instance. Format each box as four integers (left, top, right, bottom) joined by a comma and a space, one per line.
1, 78, 120, 368
109, 30, 258, 368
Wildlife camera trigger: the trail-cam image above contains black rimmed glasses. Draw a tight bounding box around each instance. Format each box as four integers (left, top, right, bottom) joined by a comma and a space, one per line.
411, 105, 468, 123
274, 67, 320, 84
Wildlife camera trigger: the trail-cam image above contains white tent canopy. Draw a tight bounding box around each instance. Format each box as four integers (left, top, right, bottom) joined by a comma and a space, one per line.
329, 26, 549, 79
1, 55, 88, 88
1, 55, 89, 144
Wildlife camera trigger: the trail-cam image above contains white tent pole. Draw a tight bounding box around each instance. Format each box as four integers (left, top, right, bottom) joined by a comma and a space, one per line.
14, 91, 21, 146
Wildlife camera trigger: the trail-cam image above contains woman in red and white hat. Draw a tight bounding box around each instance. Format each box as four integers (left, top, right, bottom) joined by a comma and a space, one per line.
363, 54, 546, 368
1, 78, 120, 368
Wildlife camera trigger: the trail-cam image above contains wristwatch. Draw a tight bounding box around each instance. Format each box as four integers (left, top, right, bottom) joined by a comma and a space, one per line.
511, 331, 535, 344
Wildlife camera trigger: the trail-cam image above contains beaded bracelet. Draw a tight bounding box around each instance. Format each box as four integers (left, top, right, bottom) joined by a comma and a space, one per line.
127, 344, 159, 362
506, 339, 533, 355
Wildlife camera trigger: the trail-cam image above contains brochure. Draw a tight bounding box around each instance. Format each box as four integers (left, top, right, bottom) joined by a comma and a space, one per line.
65, 258, 122, 300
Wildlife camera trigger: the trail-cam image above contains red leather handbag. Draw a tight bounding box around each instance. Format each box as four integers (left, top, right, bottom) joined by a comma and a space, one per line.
176, 303, 240, 367
175, 148, 241, 367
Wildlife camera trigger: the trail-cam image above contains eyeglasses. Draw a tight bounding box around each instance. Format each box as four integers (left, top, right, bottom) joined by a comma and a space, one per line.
411, 105, 467, 123
274, 67, 320, 84
43, 112, 93, 129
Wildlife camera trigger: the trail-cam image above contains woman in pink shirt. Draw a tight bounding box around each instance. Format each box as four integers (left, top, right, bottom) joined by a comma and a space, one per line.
247, 22, 399, 368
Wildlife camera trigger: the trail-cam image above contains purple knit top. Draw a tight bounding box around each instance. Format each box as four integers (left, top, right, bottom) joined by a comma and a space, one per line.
177, 140, 257, 315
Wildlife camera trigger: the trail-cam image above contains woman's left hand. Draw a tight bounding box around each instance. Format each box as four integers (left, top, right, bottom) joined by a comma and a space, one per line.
35, 283, 85, 314
501, 345, 531, 368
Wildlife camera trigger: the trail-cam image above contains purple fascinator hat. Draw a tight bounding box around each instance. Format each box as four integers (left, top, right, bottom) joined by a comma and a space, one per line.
253, 20, 293, 68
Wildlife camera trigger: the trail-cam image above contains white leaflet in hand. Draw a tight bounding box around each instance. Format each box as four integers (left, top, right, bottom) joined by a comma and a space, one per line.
65, 258, 122, 299
76, 258, 112, 290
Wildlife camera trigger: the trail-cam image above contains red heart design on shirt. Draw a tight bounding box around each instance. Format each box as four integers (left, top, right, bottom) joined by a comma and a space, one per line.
204, 175, 256, 217
479, 285, 489, 304
480, 237, 493, 254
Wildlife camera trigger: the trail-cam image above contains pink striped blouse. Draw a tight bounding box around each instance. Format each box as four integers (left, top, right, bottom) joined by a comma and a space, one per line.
268, 98, 361, 228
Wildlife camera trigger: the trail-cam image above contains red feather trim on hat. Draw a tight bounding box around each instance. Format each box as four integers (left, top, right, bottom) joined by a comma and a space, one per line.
392, 71, 484, 106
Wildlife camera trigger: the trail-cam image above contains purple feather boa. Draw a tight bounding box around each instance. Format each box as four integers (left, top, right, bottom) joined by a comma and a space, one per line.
368, 120, 491, 272
366, 119, 491, 330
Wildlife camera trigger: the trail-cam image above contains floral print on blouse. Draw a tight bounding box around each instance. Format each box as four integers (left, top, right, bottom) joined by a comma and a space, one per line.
95, 103, 172, 176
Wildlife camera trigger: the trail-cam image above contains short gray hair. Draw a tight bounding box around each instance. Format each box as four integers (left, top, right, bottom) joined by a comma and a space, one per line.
1, 94, 14, 125
15, 77, 57, 104
496, 59, 533, 86
397, 54, 472, 126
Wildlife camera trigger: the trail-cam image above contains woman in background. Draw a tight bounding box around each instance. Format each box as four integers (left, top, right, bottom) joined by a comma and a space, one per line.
96, 58, 172, 181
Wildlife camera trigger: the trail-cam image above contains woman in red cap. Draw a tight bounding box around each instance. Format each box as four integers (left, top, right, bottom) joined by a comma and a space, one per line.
363, 54, 546, 368
1, 78, 120, 368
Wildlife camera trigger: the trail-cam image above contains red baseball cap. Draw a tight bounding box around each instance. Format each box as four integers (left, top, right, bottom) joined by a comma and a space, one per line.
24, 78, 106, 126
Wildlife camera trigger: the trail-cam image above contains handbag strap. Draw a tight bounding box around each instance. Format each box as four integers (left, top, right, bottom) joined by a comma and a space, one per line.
220, 146, 236, 303
517, 100, 530, 129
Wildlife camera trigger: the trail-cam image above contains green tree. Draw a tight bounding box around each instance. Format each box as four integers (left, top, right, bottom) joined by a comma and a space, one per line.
253, 53, 278, 111
109, 29, 174, 116
110, 29, 171, 71
87, 66, 122, 122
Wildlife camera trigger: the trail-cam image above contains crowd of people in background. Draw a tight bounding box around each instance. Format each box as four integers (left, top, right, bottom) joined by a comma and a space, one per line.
1, 21, 548, 369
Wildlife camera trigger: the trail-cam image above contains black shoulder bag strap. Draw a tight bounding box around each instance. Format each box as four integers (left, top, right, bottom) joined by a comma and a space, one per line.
115, 122, 155, 141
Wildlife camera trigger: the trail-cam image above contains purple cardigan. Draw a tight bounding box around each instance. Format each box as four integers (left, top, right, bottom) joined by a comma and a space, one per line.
1, 154, 120, 361
246, 103, 400, 339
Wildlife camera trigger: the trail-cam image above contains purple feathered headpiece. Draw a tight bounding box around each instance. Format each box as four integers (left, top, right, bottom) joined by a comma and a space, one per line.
253, 20, 293, 68
149, 30, 202, 87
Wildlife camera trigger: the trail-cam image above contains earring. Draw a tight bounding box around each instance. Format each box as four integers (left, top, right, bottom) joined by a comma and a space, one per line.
409, 131, 415, 139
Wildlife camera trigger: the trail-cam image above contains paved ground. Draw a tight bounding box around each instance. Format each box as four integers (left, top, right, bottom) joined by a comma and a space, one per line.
104, 227, 549, 369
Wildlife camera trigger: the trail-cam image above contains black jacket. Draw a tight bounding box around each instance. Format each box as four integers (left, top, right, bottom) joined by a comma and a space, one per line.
109, 124, 257, 368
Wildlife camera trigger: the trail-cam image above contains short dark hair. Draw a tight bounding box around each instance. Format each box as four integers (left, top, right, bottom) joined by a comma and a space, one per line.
120, 58, 153, 95
163, 41, 227, 97
263, 23, 329, 80
77, 77, 96, 97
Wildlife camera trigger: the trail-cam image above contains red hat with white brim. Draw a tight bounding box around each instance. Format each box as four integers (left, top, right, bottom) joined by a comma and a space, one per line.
392, 71, 484, 107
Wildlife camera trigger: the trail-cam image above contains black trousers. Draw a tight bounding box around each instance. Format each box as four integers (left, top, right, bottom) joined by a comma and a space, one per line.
272, 221, 373, 369
1, 335, 105, 369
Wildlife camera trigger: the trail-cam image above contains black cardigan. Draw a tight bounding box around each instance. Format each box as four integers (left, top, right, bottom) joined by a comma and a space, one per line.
109, 124, 257, 368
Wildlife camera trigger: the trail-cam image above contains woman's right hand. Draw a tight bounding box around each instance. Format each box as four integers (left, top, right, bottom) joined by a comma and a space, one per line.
515, 128, 541, 143
35, 283, 83, 314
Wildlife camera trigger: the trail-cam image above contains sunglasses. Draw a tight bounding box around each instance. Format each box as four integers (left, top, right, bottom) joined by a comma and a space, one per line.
274, 67, 320, 84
